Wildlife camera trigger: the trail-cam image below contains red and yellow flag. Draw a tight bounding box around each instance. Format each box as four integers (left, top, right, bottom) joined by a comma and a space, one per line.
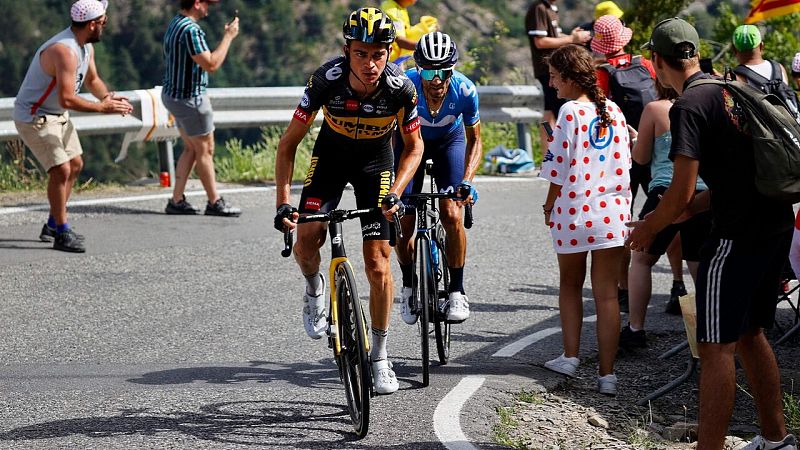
745, 0, 800, 24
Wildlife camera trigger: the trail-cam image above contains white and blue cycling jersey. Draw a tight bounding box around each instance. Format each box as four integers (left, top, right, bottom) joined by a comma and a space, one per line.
405, 68, 480, 140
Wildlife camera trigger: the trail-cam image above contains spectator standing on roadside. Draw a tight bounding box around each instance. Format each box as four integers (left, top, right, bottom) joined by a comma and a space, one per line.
13, 0, 133, 253
627, 18, 796, 450
162, 0, 241, 217
540, 44, 631, 396
526, 0, 591, 155
579, 1, 625, 57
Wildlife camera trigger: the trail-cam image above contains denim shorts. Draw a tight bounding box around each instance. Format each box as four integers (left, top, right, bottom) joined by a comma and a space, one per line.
161, 93, 215, 137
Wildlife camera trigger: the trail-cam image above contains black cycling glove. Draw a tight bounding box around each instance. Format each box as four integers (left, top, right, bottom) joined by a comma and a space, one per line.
381, 193, 405, 219
274, 204, 297, 231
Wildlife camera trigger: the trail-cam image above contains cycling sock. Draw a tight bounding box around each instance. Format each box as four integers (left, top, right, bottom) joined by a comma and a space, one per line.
56, 223, 70, 234
370, 327, 388, 361
448, 267, 464, 294
400, 263, 413, 287
47, 215, 56, 228
304, 272, 323, 296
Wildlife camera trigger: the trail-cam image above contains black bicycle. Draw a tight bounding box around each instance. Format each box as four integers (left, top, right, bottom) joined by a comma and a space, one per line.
403, 163, 473, 386
281, 207, 400, 438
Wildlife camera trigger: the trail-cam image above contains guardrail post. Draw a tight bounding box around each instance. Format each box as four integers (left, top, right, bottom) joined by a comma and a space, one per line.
157, 140, 175, 188
516, 123, 533, 161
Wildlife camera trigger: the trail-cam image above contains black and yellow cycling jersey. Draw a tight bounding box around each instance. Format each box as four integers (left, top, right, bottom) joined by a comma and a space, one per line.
293, 55, 420, 142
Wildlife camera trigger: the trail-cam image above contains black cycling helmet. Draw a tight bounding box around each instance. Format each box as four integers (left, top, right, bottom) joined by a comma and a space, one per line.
343, 7, 396, 44
414, 32, 459, 69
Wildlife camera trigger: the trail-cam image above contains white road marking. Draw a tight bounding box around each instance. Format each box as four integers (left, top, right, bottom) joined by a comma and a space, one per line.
492, 314, 598, 357
0, 176, 539, 216
434, 376, 486, 450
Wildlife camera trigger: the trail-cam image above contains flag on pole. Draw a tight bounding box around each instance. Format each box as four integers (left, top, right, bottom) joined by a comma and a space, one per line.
745, 0, 800, 24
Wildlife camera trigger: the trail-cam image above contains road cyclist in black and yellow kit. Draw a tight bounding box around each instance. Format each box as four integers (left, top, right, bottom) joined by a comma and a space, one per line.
274, 7, 424, 396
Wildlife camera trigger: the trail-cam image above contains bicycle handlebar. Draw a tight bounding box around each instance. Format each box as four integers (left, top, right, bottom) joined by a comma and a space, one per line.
280, 207, 402, 257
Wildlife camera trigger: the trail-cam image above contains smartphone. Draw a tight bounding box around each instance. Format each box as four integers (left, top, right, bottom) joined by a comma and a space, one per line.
700, 58, 713, 74
540, 121, 554, 139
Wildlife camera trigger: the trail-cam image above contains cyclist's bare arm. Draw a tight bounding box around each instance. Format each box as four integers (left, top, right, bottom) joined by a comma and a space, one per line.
384, 128, 424, 217
275, 118, 311, 228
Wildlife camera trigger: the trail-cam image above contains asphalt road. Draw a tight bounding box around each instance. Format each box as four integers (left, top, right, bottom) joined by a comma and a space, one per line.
0, 177, 679, 449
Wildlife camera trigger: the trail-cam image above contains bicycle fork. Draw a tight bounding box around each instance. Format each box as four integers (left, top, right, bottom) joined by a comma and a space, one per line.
327, 222, 371, 356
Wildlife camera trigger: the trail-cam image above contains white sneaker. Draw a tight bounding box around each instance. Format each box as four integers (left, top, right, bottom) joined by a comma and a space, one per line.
302, 275, 327, 340
597, 373, 618, 396
741, 434, 797, 450
446, 292, 470, 322
543, 353, 579, 377
400, 286, 418, 325
371, 359, 399, 394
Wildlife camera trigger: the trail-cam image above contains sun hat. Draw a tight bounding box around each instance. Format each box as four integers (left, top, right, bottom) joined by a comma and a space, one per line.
641, 18, 699, 59
732, 24, 762, 52
594, 1, 624, 20
591, 15, 632, 55
70, 0, 108, 22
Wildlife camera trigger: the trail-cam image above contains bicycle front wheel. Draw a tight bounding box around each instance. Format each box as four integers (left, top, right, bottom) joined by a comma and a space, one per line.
433, 225, 451, 365
415, 237, 432, 386
335, 262, 371, 438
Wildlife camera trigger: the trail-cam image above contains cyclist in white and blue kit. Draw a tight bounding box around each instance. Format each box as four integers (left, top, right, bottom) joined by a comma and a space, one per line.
393, 32, 482, 324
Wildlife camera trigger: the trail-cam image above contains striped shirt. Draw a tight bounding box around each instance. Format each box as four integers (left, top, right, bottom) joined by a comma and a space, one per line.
162, 14, 210, 99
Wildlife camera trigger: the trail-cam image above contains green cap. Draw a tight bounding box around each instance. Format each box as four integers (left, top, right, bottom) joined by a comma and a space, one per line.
641, 17, 699, 59
732, 24, 762, 51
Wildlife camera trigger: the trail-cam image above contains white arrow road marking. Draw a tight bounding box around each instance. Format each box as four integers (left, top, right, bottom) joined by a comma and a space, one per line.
434, 376, 486, 450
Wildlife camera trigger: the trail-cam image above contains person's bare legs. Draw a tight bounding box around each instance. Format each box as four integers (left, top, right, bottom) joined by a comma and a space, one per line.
628, 251, 660, 330
47, 162, 71, 225
696, 341, 737, 450
737, 329, 788, 442
667, 235, 684, 283
619, 247, 630, 291
171, 128, 197, 203
363, 240, 394, 331
590, 246, 623, 376
65, 156, 83, 203
556, 252, 588, 358
440, 199, 466, 268
183, 131, 220, 203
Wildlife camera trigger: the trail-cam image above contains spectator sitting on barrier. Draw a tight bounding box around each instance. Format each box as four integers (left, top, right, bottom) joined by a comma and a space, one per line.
627, 18, 796, 450
540, 44, 631, 396
619, 78, 712, 349
12, 0, 133, 253
162, 0, 241, 217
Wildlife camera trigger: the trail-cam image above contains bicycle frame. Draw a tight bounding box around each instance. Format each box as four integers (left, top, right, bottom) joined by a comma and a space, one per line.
326, 220, 369, 356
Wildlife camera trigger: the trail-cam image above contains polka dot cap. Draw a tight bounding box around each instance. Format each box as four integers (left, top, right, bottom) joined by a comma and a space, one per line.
71, 0, 108, 22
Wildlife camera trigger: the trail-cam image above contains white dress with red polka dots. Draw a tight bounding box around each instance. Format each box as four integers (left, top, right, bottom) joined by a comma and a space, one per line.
540, 100, 632, 254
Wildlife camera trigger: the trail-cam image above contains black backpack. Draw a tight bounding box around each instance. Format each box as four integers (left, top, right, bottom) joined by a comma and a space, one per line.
733, 60, 800, 121
599, 55, 658, 129
687, 76, 800, 203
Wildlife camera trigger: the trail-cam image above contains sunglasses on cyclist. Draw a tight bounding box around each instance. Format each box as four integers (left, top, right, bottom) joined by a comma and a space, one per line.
419, 68, 452, 81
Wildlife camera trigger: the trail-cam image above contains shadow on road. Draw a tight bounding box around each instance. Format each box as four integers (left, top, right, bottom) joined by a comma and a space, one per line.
0, 238, 50, 250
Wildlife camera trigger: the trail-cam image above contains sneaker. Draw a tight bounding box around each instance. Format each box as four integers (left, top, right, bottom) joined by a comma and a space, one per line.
40, 224, 84, 243
446, 292, 470, 322
665, 280, 686, 315
741, 434, 797, 450
543, 353, 579, 377
371, 359, 399, 394
399, 287, 417, 325
53, 229, 86, 253
618, 288, 629, 313
165, 196, 200, 215
302, 275, 327, 340
205, 197, 241, 217
597, 373, 618, 396
619, 325, 647, 348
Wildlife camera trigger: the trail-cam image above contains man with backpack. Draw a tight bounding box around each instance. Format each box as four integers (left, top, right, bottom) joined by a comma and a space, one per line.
592, 14, 658, 312
731, 24, 800, 121
626, 18, 796, 450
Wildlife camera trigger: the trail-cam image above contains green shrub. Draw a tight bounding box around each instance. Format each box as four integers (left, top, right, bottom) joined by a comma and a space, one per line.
217, 126, 315, 183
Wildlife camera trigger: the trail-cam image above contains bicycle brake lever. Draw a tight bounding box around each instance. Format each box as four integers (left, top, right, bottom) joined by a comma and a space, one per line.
281, 229, 294, 257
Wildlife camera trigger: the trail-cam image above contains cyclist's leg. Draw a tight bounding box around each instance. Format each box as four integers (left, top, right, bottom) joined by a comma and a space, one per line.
394, 134, 426, 284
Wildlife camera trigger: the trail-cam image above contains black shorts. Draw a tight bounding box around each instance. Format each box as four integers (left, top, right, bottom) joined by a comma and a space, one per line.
298, 137, 394, 241
537, 75, 566, 114
638, 186, 712, 261
629, 161, 651, 210
695, 231, 792, 344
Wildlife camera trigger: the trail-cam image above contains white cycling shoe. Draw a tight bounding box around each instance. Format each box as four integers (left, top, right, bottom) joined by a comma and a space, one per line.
399, 286, 418, 325
371, 359, 399, 394
446, 292, 470, 322
302, 275, 327, 340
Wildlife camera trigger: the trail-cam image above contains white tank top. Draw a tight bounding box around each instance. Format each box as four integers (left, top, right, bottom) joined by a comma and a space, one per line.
13, 28, 92, 122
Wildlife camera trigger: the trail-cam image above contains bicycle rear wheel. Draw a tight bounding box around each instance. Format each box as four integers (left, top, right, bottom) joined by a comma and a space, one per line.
334, 262, 371, 438
415, 237, 432, 386
433, 225, 451, 365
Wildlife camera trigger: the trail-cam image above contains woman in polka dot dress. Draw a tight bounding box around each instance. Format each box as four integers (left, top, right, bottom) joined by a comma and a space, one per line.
539, 44, 631, 396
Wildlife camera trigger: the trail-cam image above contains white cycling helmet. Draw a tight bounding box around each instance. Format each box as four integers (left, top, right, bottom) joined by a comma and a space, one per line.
414, 32, 459, 70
